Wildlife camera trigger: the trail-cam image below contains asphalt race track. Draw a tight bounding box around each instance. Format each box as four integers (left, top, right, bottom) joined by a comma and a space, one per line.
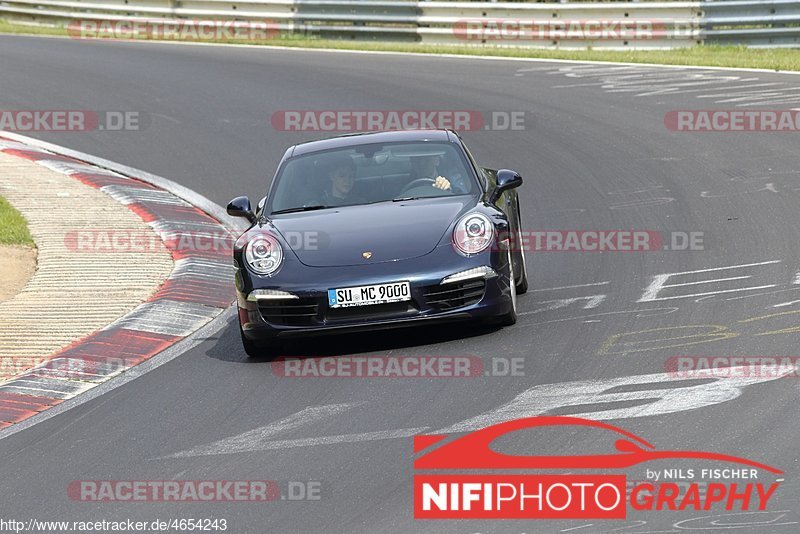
2, 35, 800, 533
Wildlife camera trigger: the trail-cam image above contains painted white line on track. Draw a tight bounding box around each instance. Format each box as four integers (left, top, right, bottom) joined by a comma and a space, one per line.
560, 525, 594, 532
165, 403, 361, 458
523, 307, 680, 325
521, 295, 607, 315
161, 363, 796, 455
165, 428, 430, 458
531, 281, 610, 292
722, 286, 800, 302
436, 365, 797, 434
638, 260, 782, 302
642, 284, 777, 302
773, 300, 800, 308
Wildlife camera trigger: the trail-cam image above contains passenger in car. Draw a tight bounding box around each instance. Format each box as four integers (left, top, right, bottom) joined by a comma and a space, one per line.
319, 155, 366, 206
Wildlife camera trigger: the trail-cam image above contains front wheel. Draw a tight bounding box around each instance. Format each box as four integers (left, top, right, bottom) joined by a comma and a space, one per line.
515, 247, 529, 295
514, 200, 529, 294
240, 328, 265, 358
497, 248, 518, 326
238, 313, 274, 358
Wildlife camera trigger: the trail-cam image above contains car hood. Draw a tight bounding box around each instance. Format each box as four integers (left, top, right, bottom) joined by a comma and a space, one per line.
271, 197, 474, 267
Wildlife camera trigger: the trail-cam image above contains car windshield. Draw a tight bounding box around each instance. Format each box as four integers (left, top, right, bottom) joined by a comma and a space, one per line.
268, 141, 476, 214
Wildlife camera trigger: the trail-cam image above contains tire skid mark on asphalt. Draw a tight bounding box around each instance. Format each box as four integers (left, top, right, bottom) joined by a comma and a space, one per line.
0, 135, 235, 431
531, 64, 800, 107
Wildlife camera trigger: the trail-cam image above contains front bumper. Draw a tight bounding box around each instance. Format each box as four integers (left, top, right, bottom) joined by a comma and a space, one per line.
236, 243, 513, 341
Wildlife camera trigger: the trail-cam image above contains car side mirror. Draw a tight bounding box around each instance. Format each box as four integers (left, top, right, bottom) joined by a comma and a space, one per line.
256, 196, 268, 215
227, 196, 256, 223
489, 169, 523, 204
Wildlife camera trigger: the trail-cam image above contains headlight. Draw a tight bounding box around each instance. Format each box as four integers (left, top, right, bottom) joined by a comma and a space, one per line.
247, 289, 297, 301
453, 212, 494, 255
244, 234, 283, 276
441, 266, 497, 284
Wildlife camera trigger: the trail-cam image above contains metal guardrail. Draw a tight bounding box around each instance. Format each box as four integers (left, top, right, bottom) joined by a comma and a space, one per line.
0, 0, 798, 48
418, 1, 703, 48
703, 0, 800, 47
295, 0, 418, 41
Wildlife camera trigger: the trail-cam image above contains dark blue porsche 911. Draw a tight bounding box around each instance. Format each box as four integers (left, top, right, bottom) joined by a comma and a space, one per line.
227, 129, 527, 356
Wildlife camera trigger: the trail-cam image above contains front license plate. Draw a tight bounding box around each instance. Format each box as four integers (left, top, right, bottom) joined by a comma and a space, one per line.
328, 281, 411, 308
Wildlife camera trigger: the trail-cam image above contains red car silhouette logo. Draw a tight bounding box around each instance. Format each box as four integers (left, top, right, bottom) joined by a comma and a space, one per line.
414, 416, 782, 473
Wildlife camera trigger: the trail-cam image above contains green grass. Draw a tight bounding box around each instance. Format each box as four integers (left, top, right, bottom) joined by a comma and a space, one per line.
0, 195, 33, 246
2, 18, 800, 71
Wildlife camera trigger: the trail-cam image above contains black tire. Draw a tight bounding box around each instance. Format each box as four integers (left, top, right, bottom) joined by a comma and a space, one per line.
498, 248, 518, 326
240, 327, 266, 358
238, 313, 274, 358
515, 250, 529, 295
514, 200, 529, 295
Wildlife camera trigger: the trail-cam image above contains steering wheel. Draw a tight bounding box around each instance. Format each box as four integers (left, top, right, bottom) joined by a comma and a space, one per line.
398, 178, 437, 196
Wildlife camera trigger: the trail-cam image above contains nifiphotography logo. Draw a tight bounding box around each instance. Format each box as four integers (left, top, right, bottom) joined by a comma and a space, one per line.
413, 416, 782, 520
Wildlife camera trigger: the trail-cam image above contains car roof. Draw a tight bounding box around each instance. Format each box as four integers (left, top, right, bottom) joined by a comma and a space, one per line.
289, 130, 456, 157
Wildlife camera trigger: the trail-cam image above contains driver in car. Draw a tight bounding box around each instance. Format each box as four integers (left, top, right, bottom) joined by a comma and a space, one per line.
409, 154, 467, 193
